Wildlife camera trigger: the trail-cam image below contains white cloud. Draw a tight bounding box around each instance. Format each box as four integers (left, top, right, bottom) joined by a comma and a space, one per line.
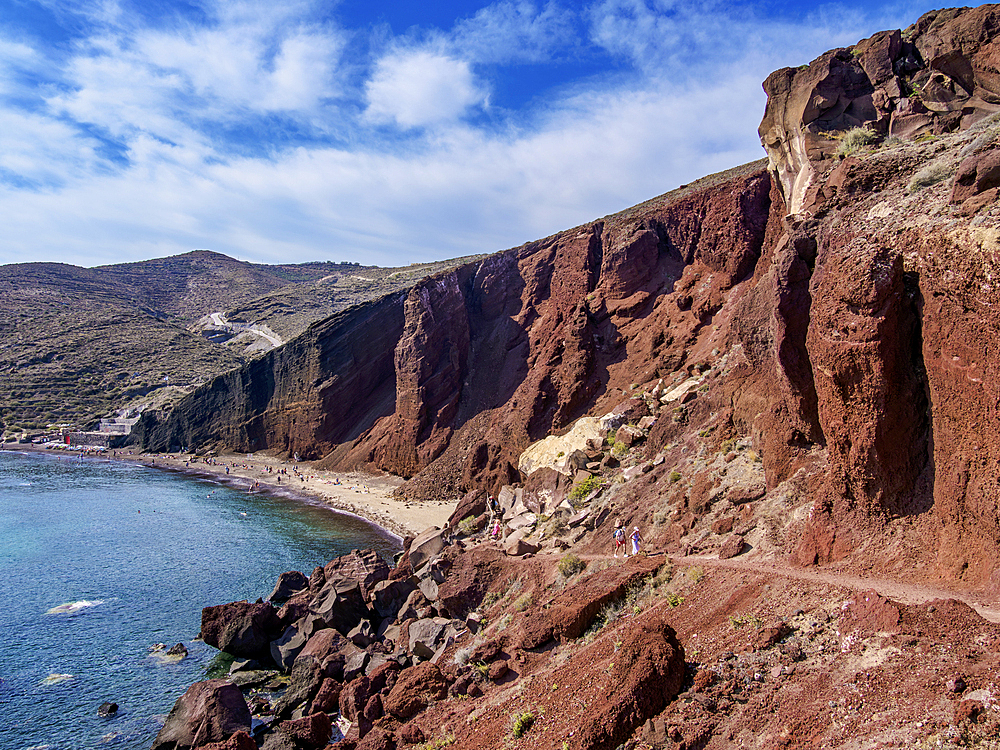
451, 1, 577, 64
364, 49, 485, 128
0, 0, 956, 268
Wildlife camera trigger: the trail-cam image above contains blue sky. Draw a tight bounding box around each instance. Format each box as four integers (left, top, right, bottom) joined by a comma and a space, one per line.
0, 0, 965, 267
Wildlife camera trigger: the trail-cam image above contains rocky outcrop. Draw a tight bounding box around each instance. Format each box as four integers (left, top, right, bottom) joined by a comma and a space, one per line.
152, 680, 252, 750
761, 5, 1000, 214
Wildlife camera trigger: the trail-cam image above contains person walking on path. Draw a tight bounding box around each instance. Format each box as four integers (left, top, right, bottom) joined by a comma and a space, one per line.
613, 521, 627, 558
630, 526, 643, 556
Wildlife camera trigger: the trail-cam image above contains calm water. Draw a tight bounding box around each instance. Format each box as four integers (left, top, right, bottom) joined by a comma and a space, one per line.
0, 449, 399, 750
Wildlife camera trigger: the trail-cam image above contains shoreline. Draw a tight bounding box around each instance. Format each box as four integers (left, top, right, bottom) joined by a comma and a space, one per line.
3, 444, 454, 540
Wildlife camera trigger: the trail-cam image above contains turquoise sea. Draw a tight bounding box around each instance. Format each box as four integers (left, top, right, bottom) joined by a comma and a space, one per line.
0, 449, 399, 750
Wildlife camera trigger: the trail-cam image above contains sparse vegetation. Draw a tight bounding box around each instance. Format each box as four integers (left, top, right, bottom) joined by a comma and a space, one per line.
908, 160, 953, 192
511, 711, 535, 738
495, 613, 513, 631
569, 475, 606, 503
836, 127, 879, 158
687, 566, 704, 583
558, 553, 586, 577
457, 515, 479, 536
418, 735, 456, 749
480, 591, 499, 610
665, 592, 685, 608
729, 613, 764, 629
452, 645, 474, 667
669, 470, 682, 483
513, 593, 533, 611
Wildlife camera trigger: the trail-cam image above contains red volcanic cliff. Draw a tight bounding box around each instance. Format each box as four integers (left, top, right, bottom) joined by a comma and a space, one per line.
137, 5, 1000, 587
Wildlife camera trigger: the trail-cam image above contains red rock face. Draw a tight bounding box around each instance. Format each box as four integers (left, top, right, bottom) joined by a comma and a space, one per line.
760, 6, 1000, 214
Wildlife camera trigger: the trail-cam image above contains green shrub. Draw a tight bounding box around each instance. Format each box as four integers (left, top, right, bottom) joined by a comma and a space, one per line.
558, 553, 586, 577
908, 160, 952, 192
512, 711, 535, 738
611, 440, 629, 458
686, 566, 704, 583
836, 127, 878, 158
513, 593, 533, 611
665, 592, 685, 608
669, 471, 682, 483
457, 515, 479, 536
729, 613, 763, 629
569, 475, 605, 503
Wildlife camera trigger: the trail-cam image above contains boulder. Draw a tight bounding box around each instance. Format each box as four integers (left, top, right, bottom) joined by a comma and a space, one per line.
522, 468, 573, 514
311, 678, 341, 713
718, 534, 746, 559
151, 679, 251, 750
371, 579, 417, 620
447, 488, 488, 529
275, 712, 333, 750
418, 576, 438, 602
324, 550, 391, 599
270, 623, 310, 672
383, 662, 449, 719
310, 577, 370, 636
503, 528, 539, 557
952, 146, 1000, 205
408, 617, 447, 660
517, 416, 603, 476
201, 601, 283, 660
506, 513, 537, 532
97, 701, 118, 717
274, 630, 360, 719
343, 650, 371, 682
347, 620, 375, 648
307, 566, 325, 595
268, 571, 309, 604
407, 527, 446, 571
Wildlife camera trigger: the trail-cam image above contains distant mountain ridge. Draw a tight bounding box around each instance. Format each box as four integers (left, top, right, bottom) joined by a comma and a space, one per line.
0, 251, 483, 433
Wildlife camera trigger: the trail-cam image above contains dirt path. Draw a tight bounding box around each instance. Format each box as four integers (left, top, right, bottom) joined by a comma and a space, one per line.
573, 550, 1000, 623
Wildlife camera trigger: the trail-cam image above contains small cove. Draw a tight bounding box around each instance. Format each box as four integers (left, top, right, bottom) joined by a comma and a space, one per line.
0, 448, 399, 750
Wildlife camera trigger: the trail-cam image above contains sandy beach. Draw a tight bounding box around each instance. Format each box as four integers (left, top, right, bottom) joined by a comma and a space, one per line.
10, 443, 454, 539
136, 451, 456, 539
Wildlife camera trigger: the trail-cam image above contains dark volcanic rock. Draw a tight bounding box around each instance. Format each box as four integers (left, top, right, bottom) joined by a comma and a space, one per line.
201, 601, 282, 660
268, 571, 309, 604
324, 549, 390, 600
151, 679, 251, 750
310, 577, 370, 636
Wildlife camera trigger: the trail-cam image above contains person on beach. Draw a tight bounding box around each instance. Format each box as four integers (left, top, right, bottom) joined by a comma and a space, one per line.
613, 521, 626, 558
630, 526, 643, 556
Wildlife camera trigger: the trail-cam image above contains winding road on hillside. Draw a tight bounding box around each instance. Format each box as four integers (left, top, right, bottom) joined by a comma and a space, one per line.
209, 312, 283, 347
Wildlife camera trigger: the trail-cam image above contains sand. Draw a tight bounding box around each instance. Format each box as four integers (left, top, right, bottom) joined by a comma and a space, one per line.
128, 451, 454, 539
4, 442, 456, 539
